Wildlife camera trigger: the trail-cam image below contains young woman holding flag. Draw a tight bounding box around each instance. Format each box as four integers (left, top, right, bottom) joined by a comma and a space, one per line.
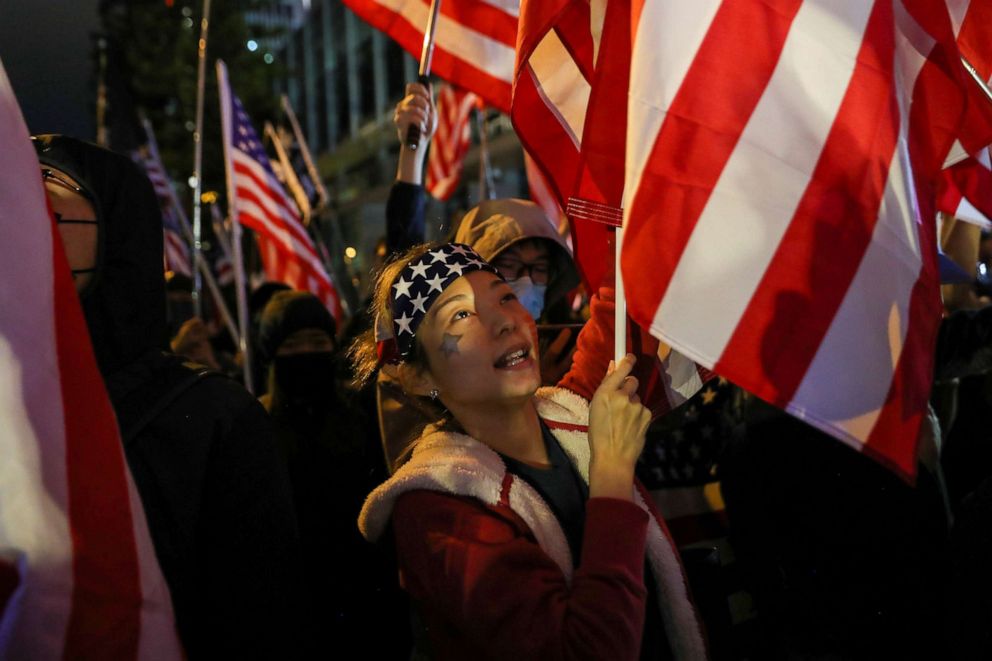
352, 242, 706, 660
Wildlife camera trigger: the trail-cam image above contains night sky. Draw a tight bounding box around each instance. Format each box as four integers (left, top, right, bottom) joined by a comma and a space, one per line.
1, 1, 102, 139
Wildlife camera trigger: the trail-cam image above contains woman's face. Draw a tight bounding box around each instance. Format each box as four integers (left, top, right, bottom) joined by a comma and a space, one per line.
413, 270, 541, 408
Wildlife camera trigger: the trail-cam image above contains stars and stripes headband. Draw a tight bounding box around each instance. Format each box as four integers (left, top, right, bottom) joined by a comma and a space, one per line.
377, 243, 501, 362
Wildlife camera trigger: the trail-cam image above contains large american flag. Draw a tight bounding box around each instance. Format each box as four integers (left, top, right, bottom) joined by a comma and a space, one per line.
0, 57, 181, 659
620, 0, 992, 481
342, 0, 517, 113
426, 84, 479, 201
217, 61, 341, 320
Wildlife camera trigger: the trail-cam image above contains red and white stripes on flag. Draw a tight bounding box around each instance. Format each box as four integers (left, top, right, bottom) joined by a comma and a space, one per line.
217, 61, 343, 321
511, 0, 627, 291
510, 0, 593, 216
524, 153, 565, 233
938, 151, 992, 228
621, 1, 992, 481
0, 59, 180, 659
512, 0, 710, 413
938, 1, 992, 227
425, 85, 479, 201
136, 145, 173, 202
342, 0, 517, 113
163, 227, 193, 276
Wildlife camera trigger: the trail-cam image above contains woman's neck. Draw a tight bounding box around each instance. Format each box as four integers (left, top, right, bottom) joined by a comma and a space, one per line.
451, 398, 547, 465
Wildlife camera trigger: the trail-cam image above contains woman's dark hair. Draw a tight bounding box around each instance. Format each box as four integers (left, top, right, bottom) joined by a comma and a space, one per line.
348, 244, 458, 469
347, 243, 435, 388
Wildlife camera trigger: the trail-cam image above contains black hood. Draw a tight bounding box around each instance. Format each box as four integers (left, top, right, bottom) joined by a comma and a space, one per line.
33, 134, 168, 376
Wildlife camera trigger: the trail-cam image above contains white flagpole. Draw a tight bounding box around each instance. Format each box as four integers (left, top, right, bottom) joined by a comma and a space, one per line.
141, 118, 240, 348
216, 59, 254, 393
190, 0, 212, 317
614, 226, 626, 364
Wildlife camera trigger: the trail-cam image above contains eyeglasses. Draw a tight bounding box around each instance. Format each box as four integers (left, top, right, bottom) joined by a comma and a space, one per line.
42, 168, 98, 225
42, 168, 85, 194
492, 259, 553, 285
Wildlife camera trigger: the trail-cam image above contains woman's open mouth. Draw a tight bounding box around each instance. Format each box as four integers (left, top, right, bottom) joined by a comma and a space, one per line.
494, 345, 531, 369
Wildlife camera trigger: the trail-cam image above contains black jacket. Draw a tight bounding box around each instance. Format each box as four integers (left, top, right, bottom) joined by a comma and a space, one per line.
111, 352, 303, 658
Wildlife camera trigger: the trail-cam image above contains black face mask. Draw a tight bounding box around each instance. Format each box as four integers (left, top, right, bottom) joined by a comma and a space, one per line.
272, 352, 336, 402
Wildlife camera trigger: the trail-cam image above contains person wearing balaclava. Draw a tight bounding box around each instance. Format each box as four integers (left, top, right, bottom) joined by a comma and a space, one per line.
33, 135, 305, 659
257, 290, 408, 658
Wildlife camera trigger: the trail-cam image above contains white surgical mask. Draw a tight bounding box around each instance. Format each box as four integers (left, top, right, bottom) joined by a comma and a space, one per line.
508, 276, 547, 320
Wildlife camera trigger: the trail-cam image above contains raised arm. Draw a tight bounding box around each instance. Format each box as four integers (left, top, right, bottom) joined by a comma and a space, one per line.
386, 82, 436, 253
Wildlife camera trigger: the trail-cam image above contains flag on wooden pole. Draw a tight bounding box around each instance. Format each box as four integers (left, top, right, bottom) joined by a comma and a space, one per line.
217, 60, 343, 323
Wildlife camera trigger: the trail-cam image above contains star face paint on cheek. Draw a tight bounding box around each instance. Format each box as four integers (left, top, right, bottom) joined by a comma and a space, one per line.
439, 333, 462, 358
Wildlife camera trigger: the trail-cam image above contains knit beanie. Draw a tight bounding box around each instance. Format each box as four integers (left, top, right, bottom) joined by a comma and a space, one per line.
258, 290, 336, 360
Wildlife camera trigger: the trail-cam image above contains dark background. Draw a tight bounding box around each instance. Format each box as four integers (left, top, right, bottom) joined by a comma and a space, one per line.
1, 1, 103, 138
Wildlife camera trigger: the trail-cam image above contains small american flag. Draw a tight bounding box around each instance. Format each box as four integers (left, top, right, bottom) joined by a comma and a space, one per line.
217, 61, 341, 320
135, 144, 172, 202
426, 85, 479, 202
161, 207, 192, 277
133, 146, 192, 277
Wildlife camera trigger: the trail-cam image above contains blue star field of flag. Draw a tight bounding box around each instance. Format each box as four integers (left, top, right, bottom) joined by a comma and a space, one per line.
636, 378, 745, 489
230, 94, 277, 177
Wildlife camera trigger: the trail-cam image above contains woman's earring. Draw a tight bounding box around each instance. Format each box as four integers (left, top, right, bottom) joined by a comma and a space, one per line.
429, 388, 440, 401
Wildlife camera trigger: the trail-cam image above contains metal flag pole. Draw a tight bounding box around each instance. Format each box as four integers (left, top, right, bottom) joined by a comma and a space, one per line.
190, 0, 212, 317
141, 118, 241, 348
962, 55, 992, 105
406, 0, 442, 150
216, 59, 254, 393
280, 95, 330, 215
475, 107, 496, 202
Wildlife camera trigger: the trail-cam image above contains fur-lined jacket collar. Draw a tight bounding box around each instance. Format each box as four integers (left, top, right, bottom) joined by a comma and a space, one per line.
359, 387, 707, 660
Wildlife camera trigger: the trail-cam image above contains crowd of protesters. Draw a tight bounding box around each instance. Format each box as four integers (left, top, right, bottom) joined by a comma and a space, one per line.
25, 81, 992, 660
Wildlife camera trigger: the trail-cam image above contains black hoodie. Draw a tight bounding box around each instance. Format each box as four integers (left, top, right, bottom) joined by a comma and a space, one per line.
34, 134, 168, 376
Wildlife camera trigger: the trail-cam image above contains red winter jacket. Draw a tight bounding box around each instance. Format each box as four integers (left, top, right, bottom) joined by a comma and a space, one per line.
358, 285, 707, 660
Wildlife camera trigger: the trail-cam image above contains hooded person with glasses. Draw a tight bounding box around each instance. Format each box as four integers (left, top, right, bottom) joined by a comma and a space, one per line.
33, 134, 305, 658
